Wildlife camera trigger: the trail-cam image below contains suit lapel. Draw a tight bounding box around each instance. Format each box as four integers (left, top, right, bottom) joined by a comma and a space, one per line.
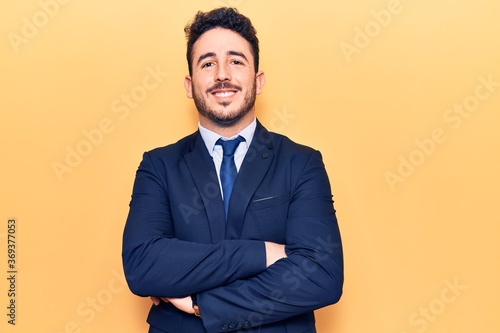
184, 132, 226, 243
226, 122, 274, 239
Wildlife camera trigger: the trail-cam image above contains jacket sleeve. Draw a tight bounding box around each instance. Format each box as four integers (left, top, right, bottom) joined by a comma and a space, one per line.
122, 151, 267, 298
197, 150, 344, 333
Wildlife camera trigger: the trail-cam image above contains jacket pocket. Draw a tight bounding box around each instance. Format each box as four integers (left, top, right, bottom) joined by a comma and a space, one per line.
249, 193, 289, 211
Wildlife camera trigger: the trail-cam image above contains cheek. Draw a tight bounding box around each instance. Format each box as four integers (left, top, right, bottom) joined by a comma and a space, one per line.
238, 75, 256, 89
195, 78, 215, 93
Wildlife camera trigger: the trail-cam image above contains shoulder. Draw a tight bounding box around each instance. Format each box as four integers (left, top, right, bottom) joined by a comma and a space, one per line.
251, 126, 325, 175
262, 128, 321, 160
148, 132, 198, 155
276, 132, 317, 153
255, 121, 318, 155
137, 132, 198, 169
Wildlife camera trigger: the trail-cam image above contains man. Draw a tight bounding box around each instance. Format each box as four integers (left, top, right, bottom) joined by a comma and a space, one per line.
122, 7, 343, 333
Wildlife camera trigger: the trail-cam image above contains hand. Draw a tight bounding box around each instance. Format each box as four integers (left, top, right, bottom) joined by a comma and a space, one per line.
168, 296, 195, 314
264, 241, 287, 267
151, 295, 194, 315
150, 296, 166, 306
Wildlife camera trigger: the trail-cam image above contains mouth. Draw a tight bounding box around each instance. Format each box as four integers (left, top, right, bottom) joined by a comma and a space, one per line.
211, 89, 238, 98
207, 83, 242, 100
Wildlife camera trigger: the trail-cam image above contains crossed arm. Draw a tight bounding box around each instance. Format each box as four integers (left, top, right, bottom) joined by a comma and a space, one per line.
150, 241, 287, 314
122, 149, 343, 332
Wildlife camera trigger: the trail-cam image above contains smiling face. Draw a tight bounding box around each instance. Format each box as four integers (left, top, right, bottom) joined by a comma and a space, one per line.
184, 28, 265, 133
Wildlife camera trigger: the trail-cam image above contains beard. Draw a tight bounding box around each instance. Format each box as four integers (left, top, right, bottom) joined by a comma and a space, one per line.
192, 81, 257, 127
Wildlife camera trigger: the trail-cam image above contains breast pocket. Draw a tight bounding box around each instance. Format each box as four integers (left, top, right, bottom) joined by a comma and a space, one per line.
248, 193, 290, 211
244, 193, 290, 242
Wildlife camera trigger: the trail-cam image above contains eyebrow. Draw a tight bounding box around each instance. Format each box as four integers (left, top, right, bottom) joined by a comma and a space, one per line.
228, 50, 248, 62
196, 51, 249, 66
197, 52, 216, 65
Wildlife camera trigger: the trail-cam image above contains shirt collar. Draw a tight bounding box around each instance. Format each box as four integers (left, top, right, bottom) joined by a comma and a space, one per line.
198, 118, 256, 157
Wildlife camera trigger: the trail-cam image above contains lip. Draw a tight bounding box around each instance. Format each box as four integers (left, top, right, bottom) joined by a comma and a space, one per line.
211, 89, 238, 98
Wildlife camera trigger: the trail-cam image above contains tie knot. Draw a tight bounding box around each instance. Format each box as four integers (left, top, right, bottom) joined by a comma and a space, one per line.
217, 136, 245, 157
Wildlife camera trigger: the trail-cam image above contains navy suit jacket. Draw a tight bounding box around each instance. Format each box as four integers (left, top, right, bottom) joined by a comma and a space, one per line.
122, 121, 343, 333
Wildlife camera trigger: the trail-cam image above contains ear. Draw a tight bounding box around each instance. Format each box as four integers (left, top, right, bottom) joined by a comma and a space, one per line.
255, 71, 266, 95
184, 75, 193, 99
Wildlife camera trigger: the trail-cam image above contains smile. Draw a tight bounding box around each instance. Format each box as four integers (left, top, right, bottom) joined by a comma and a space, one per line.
212, 90, 237, 98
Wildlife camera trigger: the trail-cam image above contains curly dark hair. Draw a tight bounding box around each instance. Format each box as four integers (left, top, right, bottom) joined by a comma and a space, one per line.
184, 7, 260, 75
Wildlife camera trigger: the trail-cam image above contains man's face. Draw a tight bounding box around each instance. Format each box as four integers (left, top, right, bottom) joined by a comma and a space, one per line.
184, 28, 265, 128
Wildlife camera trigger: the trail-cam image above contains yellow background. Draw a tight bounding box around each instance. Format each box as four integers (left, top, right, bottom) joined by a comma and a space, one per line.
1, 0, 499, 332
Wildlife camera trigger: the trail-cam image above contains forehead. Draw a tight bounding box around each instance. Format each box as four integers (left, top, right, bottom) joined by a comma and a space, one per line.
192, 28, 253, 59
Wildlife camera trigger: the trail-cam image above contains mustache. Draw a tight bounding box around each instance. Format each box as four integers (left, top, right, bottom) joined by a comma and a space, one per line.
206, 82, 242, 94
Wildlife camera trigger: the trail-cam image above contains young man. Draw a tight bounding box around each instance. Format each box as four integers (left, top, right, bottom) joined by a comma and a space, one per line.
122, 7, 343, 333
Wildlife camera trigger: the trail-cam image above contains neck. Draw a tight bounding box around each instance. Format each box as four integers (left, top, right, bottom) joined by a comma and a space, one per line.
199, 110, 255, 138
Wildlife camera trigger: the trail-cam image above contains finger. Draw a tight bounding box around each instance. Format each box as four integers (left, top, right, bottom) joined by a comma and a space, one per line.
150, 296, 160, 306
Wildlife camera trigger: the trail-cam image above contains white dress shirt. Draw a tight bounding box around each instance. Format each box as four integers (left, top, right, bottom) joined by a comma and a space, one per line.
198, 118, 256, 198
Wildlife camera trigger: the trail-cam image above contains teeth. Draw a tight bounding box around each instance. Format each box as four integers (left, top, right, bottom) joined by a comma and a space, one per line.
214, 91, 235, 97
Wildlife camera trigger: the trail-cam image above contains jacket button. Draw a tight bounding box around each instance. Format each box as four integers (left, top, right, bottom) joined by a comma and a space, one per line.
228, 323, 236, 329
221, 324, 229, 331
244, 320, 251, 327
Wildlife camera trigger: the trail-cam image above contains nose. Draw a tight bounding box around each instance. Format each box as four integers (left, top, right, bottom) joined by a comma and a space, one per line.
215, 63, 231, 82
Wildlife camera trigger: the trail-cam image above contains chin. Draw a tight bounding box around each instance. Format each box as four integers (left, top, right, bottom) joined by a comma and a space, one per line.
210, 113, 244, 127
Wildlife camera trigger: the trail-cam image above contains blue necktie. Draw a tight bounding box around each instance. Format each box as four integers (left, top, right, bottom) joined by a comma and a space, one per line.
216, 136, 245, 220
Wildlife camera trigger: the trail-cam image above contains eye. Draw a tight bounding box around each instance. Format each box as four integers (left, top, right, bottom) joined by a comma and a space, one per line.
202, 62, 215, 68
231, 60, 243, 65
